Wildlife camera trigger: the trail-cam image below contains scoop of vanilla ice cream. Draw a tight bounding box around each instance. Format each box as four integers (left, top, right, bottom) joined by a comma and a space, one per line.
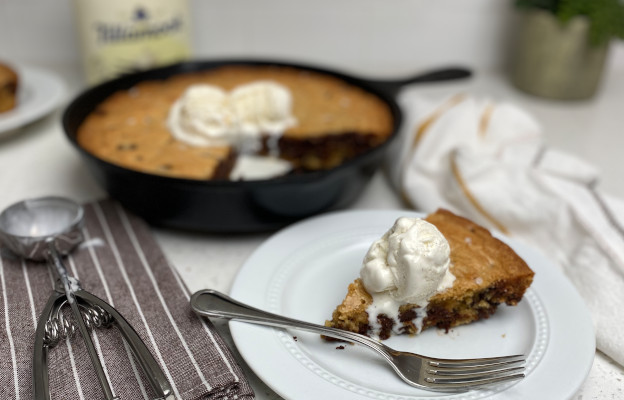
168, 84, 233, 146
229, 81, 297, 137
360, 217, 455, 305
167, 81, 296, 151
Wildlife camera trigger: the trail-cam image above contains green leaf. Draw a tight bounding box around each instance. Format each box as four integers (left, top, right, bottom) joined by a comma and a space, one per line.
516, 0, 624, 46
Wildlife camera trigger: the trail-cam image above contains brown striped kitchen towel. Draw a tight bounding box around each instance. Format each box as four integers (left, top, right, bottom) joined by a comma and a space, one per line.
0, 199, 254, 400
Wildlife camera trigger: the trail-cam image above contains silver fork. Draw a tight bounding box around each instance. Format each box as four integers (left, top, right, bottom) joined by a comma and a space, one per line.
190, 289, 526, 392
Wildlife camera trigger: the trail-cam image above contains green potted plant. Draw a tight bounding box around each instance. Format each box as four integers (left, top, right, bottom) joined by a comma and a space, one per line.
511, 0, 624, 100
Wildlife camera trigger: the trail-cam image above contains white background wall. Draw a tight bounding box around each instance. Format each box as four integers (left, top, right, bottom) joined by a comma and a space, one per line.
1, 0, 623, 81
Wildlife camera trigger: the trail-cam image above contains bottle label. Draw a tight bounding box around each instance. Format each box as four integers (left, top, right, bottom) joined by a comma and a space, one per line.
74, 0, 192, 85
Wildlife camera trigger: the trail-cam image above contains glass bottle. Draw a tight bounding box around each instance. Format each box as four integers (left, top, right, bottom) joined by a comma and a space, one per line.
73, 0, 192, 85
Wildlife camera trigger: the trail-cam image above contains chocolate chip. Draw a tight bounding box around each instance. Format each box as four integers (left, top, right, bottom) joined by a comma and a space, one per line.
116, 143, 138, 151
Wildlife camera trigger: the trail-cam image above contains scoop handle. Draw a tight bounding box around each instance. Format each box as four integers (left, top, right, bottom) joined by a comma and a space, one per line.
47, 243, 118, 400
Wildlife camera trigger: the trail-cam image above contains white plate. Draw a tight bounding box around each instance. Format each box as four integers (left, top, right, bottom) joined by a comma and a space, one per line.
230, 210, 595, 400
0, 65, 65, 135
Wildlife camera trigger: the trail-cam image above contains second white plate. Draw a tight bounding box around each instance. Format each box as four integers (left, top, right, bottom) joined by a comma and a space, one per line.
0, 64, 65, 135
230, 210, 595, 400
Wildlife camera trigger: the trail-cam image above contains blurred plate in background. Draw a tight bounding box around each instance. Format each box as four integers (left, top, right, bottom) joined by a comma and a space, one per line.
0, 65, 65, 136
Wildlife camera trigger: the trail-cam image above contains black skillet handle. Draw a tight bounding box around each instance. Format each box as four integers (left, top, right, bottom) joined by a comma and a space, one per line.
359, 66, 472, 98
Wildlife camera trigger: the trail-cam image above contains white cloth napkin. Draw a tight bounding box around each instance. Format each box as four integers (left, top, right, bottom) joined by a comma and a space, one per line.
388, 92, 624, 367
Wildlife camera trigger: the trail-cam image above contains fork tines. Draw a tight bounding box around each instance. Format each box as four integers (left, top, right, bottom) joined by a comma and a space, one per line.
425, 354, 526, 389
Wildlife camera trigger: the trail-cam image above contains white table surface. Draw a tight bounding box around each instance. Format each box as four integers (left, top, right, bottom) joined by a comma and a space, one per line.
1, 62, 623, 399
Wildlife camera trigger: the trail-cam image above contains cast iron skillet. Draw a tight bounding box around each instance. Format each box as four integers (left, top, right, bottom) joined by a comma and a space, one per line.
63, 59, 470, 232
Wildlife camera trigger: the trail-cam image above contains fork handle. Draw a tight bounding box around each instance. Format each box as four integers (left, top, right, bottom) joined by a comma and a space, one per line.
191, 289, 391, 358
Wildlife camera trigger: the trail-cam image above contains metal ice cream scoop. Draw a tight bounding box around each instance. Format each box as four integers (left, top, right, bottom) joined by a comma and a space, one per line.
0, 197, 173, 400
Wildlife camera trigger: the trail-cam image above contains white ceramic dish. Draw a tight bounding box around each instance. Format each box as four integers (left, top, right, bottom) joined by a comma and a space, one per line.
230, 210, 595, 400
0, 65, 65, 135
